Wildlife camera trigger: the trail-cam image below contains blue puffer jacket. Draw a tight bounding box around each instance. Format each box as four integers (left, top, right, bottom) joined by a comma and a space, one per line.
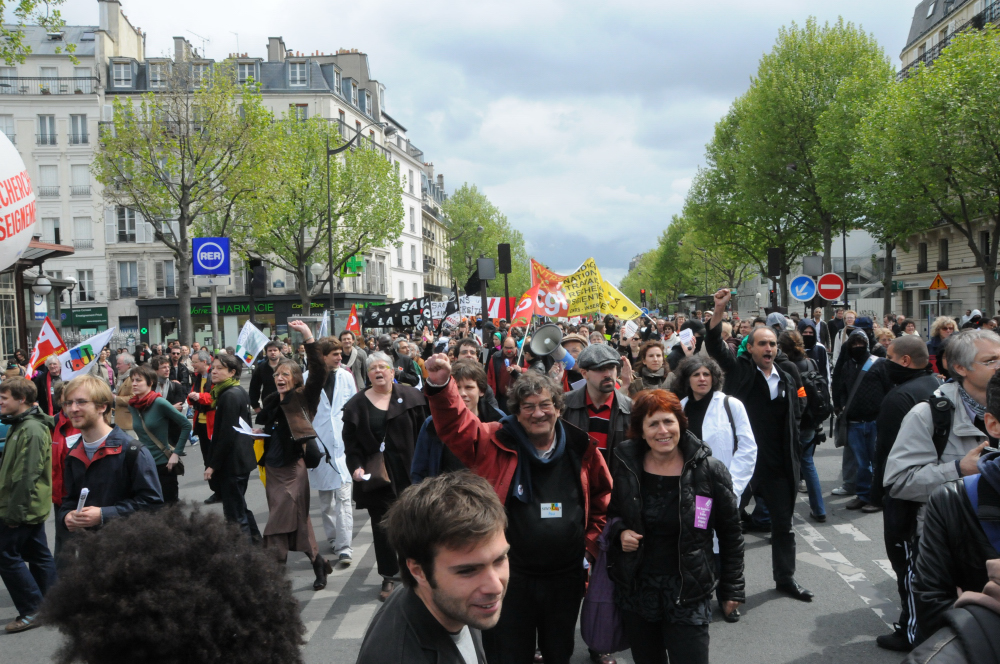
56, 425, 163, 529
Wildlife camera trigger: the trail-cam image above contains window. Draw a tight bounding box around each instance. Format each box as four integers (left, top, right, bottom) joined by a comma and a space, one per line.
77, 270, 94, 302
903, 289, 914, 318
192, 64, 209, 87
149, 62, 167, 89
365, 90, 372, 114
237, 63, 255, 84
73, 217, 93, 250
40, 66, 57, 82
41, 218, 60, 244
413, 282, 418, 298
70, 165, 90, 196
411, 244, 416, 270
290, 104, 308, 120
398, 281, 404, 301
112, 62, 131, 87
119, 261, 138, 297
156, 260, 176, 297
927, 1, 936, 18
409, 207, 415, 232
72, 67, 93, 93
117, 207, 137, 243
918, 242, 928, 272
37, 115, 56, 145
396, 243, 403, 268
0, 115, 13, 143
334, 70, 341, 93
351, 81, 358, 106
938, 238, 949, 271
69, 114, 88, 144
408, 169, 414, 195
289, 62, 307, 86
37, 165, 58, 197
0, 67, 15, 93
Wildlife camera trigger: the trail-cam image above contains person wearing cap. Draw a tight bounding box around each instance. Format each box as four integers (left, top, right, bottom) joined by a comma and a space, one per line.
563, 344, 632, 473
560, 332, 590, 388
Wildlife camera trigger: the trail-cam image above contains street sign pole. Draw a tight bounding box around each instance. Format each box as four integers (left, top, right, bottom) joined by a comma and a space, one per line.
210, 285, 219, 351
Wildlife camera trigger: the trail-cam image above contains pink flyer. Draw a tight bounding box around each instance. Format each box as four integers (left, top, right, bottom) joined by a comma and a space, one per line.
694, 495, 713, 529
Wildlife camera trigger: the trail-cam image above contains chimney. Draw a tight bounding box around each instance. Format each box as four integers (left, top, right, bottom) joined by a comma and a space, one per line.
437, 174, 444, 190
424, 162, 434, 180
267, 37, 286, 63
173, 36, 193, 62
99, 0, 121, 38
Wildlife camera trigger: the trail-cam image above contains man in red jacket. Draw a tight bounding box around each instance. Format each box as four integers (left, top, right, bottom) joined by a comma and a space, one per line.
425, 353, 612, 664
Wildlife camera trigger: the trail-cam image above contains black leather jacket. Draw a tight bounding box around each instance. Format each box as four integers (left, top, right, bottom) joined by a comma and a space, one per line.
606, 433, 745, 606
915, 478, 1000, 640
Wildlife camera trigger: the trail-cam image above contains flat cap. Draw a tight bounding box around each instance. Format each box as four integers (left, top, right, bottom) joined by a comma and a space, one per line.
560, 333, 590, 348
577, 343, 622, 370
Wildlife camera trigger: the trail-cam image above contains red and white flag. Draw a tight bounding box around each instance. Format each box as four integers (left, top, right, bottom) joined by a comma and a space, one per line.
509, 285, 541, 329
345, 303, 361, 334
28, 316, 68, 369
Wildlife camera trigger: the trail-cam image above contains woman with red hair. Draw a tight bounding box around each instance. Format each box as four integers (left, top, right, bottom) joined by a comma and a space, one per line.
606, 389, 745, 664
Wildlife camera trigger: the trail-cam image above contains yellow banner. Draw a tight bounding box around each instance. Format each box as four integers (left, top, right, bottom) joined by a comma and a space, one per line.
562, 258, 604, 316
601, 280, 642, 320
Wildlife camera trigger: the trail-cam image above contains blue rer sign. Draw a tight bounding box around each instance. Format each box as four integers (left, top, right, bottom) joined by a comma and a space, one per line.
192, 238, 231, 276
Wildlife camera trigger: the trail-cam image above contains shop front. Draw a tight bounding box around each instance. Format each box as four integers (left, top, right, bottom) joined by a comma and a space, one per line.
135, 293, 384, 348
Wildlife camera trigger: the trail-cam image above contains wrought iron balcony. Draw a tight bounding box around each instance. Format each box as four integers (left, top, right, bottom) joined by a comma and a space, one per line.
37, 186, 59, 197
73, 239, 94, 250
36, 134, 57, 146
119, 286, 138, 297
69, 133, 89, 145
898, 0, 1000, 79
70, 185, 91, 196
0, 77, 98, 95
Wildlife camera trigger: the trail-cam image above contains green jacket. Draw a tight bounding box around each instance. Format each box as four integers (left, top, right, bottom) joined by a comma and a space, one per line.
129, 397, 192, 465
0, 406, 54, 525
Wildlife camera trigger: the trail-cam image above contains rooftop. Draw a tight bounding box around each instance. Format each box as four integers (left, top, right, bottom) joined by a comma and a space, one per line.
903, 0, 974, 51
2, 24, 98, 57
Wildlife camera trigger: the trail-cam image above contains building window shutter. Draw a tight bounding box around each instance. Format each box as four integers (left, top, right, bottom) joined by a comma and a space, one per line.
286, 269, 297, 293
137, 260, 148, 297
105, 208, 117, 245
155, 261, 165, 296
108, 260, 118, 299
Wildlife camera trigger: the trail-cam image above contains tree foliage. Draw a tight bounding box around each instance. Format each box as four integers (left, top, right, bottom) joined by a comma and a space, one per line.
443, 184, 530, 297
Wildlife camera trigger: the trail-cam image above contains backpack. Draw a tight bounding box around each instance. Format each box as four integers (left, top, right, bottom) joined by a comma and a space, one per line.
798, 358, 832, 428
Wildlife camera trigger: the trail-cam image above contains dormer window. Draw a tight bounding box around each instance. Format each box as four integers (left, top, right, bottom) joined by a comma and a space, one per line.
237, 62, 255, 84
112, 62, 131, 88
365, 90, 372, 114
192, 64, 209, 87
351, 81, 358, 106
334, 70, 342, 94
149, 62, 168, 89
927, 1, 936, 18
289, 62, 307, 86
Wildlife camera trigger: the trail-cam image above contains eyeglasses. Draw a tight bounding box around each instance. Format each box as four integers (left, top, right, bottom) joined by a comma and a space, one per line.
66, 399, 93, 408
975, 357, 1000, 369
519, 401, 555, 414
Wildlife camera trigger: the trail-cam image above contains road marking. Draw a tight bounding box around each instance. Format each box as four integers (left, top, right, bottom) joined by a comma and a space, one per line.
874, 559, 897, 580
833, 523, 871, 542
333, 603, 379, 640
793, 515, 899, 627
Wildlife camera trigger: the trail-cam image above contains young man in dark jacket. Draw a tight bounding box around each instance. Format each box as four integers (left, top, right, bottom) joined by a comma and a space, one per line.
706, 289, 813, 602
873, 336, 941, 652
58, 375, 163, 536
0, 377, 57, 633
248, 341, 282, 413
561, 344, 631, 473
357, 472, 508, 664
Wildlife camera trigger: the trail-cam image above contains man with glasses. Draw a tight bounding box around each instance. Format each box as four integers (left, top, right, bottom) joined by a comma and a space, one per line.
423, 353, 611, 664
168, 347, 190, 393
884, 329, 1000, 643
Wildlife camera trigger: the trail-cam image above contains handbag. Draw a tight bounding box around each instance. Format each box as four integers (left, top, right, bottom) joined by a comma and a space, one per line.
835, 356, 878, 448
135, 411, 185, 475
580, 517, 629, 653
362, 438, 392, 493
301, 437, 325, 469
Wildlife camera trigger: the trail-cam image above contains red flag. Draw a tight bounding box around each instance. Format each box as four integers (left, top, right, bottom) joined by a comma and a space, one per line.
28, 316, 68, 369
509, 285, 540, 329
345, 303, 361, 334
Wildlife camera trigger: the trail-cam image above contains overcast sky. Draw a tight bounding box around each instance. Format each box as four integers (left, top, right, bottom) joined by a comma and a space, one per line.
62, 0, 919, 283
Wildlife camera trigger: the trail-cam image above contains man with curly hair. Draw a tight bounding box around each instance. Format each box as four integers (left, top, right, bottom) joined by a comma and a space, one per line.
42, 506, 306, 664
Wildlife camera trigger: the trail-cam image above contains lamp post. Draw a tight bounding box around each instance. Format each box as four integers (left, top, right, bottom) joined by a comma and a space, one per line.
327, 120, 397, 334
65, 276, 77, 338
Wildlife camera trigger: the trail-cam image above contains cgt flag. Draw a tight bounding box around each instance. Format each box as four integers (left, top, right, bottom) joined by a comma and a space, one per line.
362, 296, 431, 329
600, 280, 642, 321
509, 284, 540, 329
345, 304, 361, 334
28, 316, 68, 370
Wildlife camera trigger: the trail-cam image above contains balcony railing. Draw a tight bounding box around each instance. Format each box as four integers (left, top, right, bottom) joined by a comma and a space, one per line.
917, 262, 928, 273
938, 260, 950, 271
70, 185, 91, 196
36, 186, 59, 197
2, 133, 14, 145
36, 134, 57, 146
118, 233, 136, 243
0, 77, 98, 95
899, 0, 1000, 79
119, 286, 138, 298
157, 287, 176, 297
69, 133, 89, 145
73, 238, 94, 250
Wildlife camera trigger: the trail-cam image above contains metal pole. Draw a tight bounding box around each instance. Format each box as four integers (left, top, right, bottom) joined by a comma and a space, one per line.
503, 273, 510, 322
68, 287, 75, 337
247, 255, 256, 326
210, 284, 219, 350
842, 219, 849, 311
480, 278, 489, 329
327, 134, 336, 335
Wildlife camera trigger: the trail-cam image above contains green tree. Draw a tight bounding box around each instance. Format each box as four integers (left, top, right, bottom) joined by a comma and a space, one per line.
215, 114, 403, 310
856, 28, 1000, 317
1, 0, 75, 64
443, 184, 530, 297
93, 61, 271, 343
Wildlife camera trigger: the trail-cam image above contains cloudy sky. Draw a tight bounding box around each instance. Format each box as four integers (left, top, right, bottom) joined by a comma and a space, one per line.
63, 0, 919, 283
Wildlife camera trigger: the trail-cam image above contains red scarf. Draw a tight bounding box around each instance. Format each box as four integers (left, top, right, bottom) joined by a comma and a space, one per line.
129, 390, 160, 412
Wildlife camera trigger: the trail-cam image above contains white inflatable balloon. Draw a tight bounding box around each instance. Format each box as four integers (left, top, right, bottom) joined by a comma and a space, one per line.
0, 133, 36, 271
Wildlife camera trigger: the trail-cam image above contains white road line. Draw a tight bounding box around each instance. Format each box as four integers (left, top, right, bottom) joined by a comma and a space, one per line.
333, 603, 379, 640
833, 523, 871, 542
793, 515, 899, 628
874, 559, 897, 580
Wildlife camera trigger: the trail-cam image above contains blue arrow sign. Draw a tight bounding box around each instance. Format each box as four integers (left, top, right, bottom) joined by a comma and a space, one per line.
790, 275, 817, 302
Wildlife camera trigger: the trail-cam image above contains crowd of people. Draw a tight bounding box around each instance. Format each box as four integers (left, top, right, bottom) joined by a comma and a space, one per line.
3, 298, 1000, 664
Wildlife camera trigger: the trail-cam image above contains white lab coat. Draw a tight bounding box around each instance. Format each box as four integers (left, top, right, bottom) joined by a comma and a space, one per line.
307, 367, 357, 491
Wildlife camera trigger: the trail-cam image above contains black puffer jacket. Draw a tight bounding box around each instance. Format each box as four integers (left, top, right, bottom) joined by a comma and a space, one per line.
606, 433, 745, 606
915, 478, 1000, 640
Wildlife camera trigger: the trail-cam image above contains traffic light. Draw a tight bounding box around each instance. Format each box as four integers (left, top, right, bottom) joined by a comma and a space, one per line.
249, 259, 267, 297
640, 289, 647, 307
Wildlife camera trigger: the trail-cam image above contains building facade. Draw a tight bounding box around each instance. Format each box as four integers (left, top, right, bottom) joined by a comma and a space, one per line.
421, 163, 451, 300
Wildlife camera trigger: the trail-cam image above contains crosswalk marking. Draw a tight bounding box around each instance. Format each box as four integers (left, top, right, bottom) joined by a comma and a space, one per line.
333, 603, 379, 640
833, 523, 872, 542
874, 559, 897, 580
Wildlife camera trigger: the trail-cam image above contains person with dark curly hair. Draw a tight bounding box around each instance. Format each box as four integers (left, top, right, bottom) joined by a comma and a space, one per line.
41, 505, 306, 664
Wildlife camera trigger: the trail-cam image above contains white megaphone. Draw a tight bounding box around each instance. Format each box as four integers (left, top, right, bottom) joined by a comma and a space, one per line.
529, 324, 576, 370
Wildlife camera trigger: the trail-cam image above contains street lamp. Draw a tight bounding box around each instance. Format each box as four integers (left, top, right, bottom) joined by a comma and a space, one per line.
326, 120, 397, 329
65, 276, 78, 337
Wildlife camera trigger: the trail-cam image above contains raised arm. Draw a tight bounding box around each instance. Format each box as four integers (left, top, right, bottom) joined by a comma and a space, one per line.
705, 289, 737, 374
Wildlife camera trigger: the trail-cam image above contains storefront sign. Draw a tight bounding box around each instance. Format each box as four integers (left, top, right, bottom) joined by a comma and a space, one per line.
291, 302, 326, 310
60, 307, 109, 327
191, 302, 274, 316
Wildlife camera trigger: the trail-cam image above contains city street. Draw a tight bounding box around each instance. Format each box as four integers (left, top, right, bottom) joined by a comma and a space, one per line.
1, 439, 905, 664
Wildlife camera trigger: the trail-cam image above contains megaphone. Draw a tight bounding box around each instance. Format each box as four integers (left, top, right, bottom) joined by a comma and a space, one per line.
529, 324, 576, 370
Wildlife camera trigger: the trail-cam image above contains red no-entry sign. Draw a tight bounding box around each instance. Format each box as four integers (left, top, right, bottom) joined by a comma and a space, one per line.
817, 273, 845, 301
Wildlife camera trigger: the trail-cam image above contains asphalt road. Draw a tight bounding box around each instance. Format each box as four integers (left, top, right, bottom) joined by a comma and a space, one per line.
1, 441, 907, 664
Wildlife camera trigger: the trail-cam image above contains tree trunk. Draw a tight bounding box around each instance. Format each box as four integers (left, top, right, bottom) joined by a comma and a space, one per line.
298, 264, 311, 312
985, 259, 998, 319
882, 241, 895, 323
177, 217, 193, 346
